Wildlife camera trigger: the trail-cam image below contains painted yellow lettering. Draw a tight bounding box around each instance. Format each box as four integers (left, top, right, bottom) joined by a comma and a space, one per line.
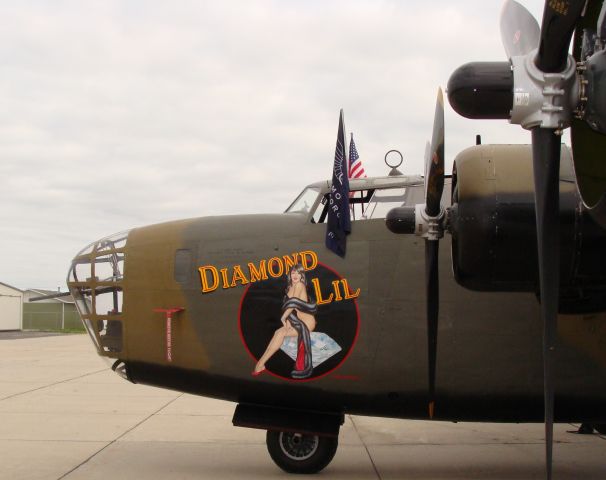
230, 264, 249, 287
268, 257, 284, 278
199, 266, 219, 293
341, 278, 361, 299
282, 252, 300, 272
331, 280, 343, 301
300, 250, 318, 271
220, 268, 230, 289
248, 260, 268, 283
311, 278, 333, 305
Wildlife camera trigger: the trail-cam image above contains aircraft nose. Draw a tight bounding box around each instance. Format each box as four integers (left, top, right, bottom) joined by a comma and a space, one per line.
67, 230, 129, 362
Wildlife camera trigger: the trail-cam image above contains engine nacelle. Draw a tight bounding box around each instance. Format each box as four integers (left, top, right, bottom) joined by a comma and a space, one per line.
449, 144, 606, 313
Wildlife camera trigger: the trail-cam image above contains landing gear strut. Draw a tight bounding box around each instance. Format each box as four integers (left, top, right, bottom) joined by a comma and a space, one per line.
266, 430, 338, 474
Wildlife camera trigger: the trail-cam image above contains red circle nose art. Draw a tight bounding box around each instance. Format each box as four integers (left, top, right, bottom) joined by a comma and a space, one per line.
239, 262, 360, 382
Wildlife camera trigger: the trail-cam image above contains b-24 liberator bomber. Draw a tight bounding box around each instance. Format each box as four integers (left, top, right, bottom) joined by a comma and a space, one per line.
35, 0, 606, 476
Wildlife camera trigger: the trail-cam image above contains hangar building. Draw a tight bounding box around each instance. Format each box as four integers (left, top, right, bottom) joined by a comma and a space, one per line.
0, 282, 23, 331
22, 289, 82, 331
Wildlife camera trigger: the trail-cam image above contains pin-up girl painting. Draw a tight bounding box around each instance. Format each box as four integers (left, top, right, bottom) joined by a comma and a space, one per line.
253, 263, 318, 378
241, 260, 358, 381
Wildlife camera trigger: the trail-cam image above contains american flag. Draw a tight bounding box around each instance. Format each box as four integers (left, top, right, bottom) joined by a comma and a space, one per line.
349, 134, 366, 179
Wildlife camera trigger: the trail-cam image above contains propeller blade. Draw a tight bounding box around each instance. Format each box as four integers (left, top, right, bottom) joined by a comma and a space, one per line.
449, 1, 587, 476
387, 88, 446, 419
425, 88, 445, 218
423, 88, 445, 419
532, 3, 584, 477
426, 239, 439, 419
598, 1, 606, 39
531, 128, 561, 480
500, 0, 540, 58
536, 0, 585, 73
424, 140, 431, 181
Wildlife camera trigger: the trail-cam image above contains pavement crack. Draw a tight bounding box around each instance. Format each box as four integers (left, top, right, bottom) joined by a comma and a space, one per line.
56, 393, 184, 480
349, 415, 382, 480
0, 368, 107, 401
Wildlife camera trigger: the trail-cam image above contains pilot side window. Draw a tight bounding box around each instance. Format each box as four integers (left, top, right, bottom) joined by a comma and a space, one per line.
315, 187, 412, 223
285, 187, 320, 215
362, 188, 407, 219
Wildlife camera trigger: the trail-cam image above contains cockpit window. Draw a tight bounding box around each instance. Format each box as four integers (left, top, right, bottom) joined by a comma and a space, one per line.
362, 188, 407, 219
287, 183, 426, 224
285, 187, 320, 215
314, 186, 418, 223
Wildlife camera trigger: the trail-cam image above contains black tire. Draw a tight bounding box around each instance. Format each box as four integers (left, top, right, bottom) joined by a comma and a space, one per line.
266, 430, 338, 474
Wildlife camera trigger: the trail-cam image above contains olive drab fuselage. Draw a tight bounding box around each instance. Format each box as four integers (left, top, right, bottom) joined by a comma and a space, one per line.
68, 145, 606, 423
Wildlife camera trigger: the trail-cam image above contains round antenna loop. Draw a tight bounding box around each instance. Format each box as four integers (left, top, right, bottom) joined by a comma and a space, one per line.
385, 149, 404, 176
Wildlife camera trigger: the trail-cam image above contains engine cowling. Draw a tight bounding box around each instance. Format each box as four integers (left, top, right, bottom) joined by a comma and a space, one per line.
449, 144, 606, 313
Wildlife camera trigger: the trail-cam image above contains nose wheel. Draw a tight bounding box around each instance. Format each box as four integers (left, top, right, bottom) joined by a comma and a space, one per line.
266, 430, 338, 474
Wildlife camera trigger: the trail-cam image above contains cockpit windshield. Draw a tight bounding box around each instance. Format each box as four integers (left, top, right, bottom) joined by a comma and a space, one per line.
285, 187, 320, 214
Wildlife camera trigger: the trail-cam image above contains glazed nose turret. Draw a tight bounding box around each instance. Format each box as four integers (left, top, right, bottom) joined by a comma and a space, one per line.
67, 230, 129, 358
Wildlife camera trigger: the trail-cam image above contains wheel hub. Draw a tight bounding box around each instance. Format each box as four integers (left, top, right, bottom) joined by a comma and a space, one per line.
278, 432, 319, 461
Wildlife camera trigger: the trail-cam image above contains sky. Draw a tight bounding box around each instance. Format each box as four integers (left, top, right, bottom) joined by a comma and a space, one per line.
1, 0, 551, 290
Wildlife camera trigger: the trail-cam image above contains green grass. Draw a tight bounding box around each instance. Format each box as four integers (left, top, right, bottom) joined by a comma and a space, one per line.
23, 328, 85, 334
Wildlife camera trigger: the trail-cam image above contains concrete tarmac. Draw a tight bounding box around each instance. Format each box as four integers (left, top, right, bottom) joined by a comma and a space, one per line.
1, 333, 604, 480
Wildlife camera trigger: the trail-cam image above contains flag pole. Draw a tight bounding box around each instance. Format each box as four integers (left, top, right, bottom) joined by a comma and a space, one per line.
350, 132, 365, 217
349, 133, 356, 221
325, 109, 351, 258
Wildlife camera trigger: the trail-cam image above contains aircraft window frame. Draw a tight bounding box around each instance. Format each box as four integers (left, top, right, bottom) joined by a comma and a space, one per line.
67, 230, 129, 358
285, 187, 321, 215
93, 254, 125, 282
363, 187, 408, 220
73, 260, 92, 283
316, 189, 375, 224
97, 319, 123, 353
93, 287, 123, 316
315, 186, 414, 223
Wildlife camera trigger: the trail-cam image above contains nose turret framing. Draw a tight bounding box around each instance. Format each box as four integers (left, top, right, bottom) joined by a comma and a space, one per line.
67, 231, 129, 364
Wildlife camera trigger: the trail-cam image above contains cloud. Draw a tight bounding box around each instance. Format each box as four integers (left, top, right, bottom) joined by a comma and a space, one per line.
0, 0, 550, 288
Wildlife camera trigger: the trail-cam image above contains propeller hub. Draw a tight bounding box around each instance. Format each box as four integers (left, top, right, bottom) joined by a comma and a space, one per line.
447, 62, 513, 120
510, 49, 579, 130
420, 204, 446, 241
386, 204, 445, 240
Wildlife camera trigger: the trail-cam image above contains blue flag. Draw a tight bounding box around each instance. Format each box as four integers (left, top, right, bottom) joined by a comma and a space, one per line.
325, 109, 351, 257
